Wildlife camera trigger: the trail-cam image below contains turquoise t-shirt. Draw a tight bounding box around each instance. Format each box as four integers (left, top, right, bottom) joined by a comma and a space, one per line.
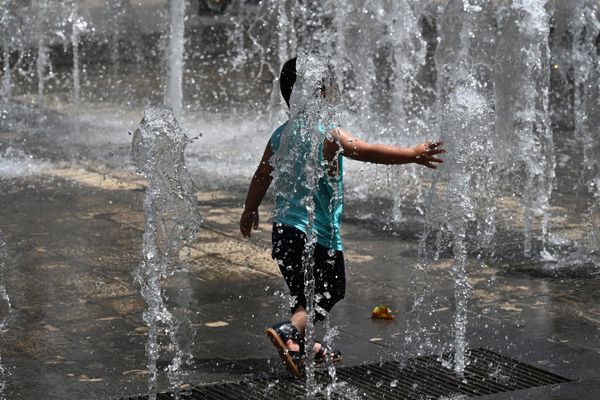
269, 120, 344, 251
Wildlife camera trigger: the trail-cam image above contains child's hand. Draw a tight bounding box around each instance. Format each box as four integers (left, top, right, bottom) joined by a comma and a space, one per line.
414, 140, 445, 169
240, 208, 260, 237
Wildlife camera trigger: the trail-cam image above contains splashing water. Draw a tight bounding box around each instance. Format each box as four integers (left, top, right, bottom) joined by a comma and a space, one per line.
165, 0, 186, 122
0, 147, 49, 179
271, 52, 342, 398
131, 107, 201, 399
573, 0, 600, 260
35, 0, 49, 102
69, 1, 86, 106
0, 1, 14, 107
323, 316, 343, 399
495, 0, 554, 256
424, 0, 498, 375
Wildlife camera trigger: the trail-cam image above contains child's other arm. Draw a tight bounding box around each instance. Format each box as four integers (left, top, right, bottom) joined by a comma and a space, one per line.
329, 128, 445, 169
240, 142, 274, 237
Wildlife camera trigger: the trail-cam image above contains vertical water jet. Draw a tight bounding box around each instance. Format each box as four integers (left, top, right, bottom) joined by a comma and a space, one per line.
131, 107, 201, 400
108, 0, 126, 69
495, 0, 554, 256
165, 0, 186, 122
429, 0, 497, 375
573, 0, 600, 258
383, 0, 428, 222
70, 0, 85, 106
36, 0, 49, 102
0, 1, 13, 107
271, 53, 341, 397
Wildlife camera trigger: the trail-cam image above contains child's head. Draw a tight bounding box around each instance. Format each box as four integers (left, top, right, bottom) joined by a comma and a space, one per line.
280, 57, 297, 109
280, 56, 339, 109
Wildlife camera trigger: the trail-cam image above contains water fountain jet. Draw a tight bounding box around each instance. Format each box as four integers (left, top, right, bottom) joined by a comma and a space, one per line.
131, 107, 201, 400
427, 0, 497, 375
270, 52, 342, 397
165, 0, 186, 122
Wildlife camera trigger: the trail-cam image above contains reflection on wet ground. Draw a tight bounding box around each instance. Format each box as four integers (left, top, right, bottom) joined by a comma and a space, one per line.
0, 164, 598, 399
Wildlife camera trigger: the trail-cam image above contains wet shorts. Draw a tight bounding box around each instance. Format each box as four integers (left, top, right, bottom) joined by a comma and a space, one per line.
272, 223, 346, 321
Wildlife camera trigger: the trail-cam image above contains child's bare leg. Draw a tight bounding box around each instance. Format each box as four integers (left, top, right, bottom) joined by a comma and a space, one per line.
290, 306, 307, 334
279, 306, 306, 352
287, 306, 324, 353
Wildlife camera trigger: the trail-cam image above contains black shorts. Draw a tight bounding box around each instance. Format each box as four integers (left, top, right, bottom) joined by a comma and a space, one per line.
272, 223, 345, 321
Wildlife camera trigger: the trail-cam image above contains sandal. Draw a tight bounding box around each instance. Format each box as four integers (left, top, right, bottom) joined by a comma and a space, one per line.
314, 340, 342, 364
265, 321, 304, 377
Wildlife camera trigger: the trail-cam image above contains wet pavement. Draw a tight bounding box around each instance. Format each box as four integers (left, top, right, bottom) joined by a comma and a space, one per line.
0, 161, 599, 399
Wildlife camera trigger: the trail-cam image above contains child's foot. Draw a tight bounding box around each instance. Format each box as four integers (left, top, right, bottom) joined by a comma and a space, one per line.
279, 336, 341, 363
266, 321, 343, 376
265, 321, 302, 377
314, 340, 342, 364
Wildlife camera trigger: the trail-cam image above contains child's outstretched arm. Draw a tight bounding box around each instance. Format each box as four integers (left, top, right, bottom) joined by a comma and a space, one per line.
328, 128, 445, 168
240, 142, 274, 237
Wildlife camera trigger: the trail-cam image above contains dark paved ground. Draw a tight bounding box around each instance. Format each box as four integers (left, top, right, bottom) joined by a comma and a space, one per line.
0, 162, 599, 399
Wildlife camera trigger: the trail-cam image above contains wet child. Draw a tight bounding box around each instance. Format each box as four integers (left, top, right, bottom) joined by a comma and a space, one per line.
239, 56, 445, 376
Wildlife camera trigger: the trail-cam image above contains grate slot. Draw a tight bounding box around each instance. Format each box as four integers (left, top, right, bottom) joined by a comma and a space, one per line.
349, 361, 445, 399
473, 348, 570, 385
411, 358, 495, 397
363, 361, 424, 396
219, 382, 263, 400
466, 354, 529, 391
469, 349, 551, 389
467, 348, 565, 391
345, 363, 417, 398
336, 366, 404, 398
397, 361, 456, 398
359, 363, 430, 398
194, 386, 235, 400
353, 362, 402, 394
212, 384, 245, 399
402, 363, 462, 399
431, 358, 505, 395
461, 367, 514, 394
248, 380, 283, 399
267, 379, 304, 398
369, 365, 419, 398
195, 381, 260, 400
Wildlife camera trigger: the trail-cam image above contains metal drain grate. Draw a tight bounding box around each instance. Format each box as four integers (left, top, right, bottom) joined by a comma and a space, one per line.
127, 348, 570, 399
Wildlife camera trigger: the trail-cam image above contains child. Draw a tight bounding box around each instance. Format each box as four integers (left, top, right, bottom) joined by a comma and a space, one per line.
239, 56, 445, 376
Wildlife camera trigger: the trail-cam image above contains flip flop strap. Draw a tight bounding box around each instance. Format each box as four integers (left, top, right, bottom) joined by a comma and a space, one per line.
314, 341, 341, 361
272, 321, 304, 354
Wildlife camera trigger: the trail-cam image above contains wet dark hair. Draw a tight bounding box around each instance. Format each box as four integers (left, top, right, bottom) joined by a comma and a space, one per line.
280, 57, 297, 108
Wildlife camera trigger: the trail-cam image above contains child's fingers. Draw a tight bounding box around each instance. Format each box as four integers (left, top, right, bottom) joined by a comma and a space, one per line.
240, 212, 255, 237
424, 157, 444, 168
240, 221, 250, 237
